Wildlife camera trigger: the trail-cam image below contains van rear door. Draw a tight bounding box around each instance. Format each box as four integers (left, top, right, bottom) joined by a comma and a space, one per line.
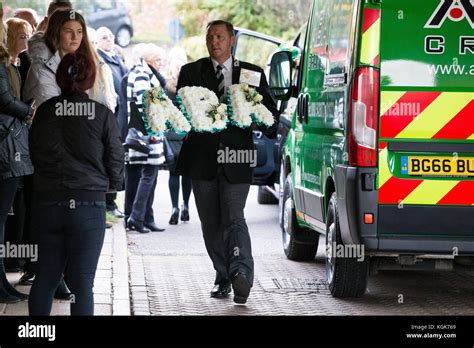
377, 0, 474, 243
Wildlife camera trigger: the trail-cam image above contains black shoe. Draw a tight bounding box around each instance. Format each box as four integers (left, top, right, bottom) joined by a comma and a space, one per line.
169, 208, 179, 225
19, 272, 35, 286
8, 288, 28, 301
124, 216, 129, 230
108, 208, 125, 218
144, 222, 165, 232
180, 206, 189, 222
231, 273, 251, 304
0, 278, 28, 301
54, 279, 72, 301
127, 218, 151, 233
0, 293, 20, 303
210, 283, 232, 298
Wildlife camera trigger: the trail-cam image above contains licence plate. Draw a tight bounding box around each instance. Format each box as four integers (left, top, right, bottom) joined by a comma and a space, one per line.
401, 156, 474, 177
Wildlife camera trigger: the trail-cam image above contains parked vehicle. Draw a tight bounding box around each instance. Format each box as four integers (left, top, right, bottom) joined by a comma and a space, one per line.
269, 0, 474, 298
232, 27, 286, 204
77, 0, 134, 47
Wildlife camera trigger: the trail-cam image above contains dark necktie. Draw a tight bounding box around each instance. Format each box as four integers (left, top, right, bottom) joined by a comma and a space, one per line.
216, 64, 225, 101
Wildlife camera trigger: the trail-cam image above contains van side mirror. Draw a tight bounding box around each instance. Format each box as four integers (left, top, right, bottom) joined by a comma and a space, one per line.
269, 51, 293, 101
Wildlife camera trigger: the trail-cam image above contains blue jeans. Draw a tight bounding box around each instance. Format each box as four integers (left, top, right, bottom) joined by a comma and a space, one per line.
28, 198, 106, 316
125, 164, 158, 224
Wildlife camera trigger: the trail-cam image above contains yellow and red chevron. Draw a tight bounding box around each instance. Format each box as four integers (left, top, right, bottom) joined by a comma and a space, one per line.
378, 91, 474, 206
360, 7, 380, 67
379, 91, 474, 141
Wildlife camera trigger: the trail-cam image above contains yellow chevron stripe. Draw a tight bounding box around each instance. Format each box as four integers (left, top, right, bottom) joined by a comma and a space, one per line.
402, 180, 459, 205
360, 18, 380, 65
380, 91, 406, 116
468, 134, 474, 140
396, 93, 474, 139
378, 148, 392, 189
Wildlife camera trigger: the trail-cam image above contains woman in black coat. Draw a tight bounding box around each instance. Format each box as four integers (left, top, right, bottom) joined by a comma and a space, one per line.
28, 52, 124, 315
0, 43, 34, 303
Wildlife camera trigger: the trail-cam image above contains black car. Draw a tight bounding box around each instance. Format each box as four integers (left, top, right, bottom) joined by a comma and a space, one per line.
76, 0, 134, 47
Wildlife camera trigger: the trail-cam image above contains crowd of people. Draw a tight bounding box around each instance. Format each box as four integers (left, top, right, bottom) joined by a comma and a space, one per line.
1, 0, 279, 315
0, 1, 193, 313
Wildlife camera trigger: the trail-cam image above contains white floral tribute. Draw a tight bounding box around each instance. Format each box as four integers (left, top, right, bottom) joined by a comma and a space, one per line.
227, 83, 274, 128
142, 87, 191, 135
177, 86, 228, 133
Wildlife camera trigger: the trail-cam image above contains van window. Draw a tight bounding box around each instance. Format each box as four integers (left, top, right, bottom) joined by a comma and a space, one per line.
234, 34, 281, 72
328, 0, 355, 74
303, 0, 331, 89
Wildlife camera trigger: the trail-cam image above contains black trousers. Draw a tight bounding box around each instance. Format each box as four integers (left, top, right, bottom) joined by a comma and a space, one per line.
4, 187, 25, 269
0, 177, 20, 296
28, 198, 106, 316
192, 167, 253, 286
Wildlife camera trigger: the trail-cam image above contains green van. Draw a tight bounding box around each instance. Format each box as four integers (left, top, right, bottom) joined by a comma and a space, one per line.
269, 0, 474, 297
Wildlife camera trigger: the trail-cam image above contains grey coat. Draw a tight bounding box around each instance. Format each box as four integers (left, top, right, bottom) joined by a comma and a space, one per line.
23, 32, 61, 106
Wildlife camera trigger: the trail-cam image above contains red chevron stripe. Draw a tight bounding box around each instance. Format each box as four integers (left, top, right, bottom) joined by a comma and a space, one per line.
370, 55, 379, 66
362, 8, 380, 33
437, 181, 474, 205
380, 92, 441, 139
432, 100, 474, 140
378, 177, 423, 204
379, 141, 387, 150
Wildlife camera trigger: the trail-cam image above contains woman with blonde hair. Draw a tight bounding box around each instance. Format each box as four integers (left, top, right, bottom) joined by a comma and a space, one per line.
0, 9, 35, 303
161, 46, 193, 224
5, 18, 32, 98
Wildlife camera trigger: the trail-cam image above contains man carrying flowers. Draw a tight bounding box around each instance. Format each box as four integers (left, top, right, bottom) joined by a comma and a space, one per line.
175, 20, 279, 304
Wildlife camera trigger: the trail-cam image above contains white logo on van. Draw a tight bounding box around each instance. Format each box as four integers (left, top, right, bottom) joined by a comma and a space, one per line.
425, 0, 474, 29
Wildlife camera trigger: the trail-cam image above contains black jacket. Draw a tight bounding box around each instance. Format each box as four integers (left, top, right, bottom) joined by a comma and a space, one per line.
29, 94, 124, 193
175, 57, 279, 184
0, 63, 34, 180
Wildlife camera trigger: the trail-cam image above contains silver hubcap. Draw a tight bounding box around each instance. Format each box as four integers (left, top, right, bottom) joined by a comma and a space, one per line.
326, 223, 335, 284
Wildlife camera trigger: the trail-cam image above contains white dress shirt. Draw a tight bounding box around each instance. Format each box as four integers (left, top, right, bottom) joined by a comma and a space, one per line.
211, 56, 233, 96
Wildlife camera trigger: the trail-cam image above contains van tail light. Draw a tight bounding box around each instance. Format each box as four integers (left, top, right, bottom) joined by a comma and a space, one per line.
348, 67, 379, 167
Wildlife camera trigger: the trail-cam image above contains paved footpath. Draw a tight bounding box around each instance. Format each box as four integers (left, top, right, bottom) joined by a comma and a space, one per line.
1, 222, 130, 316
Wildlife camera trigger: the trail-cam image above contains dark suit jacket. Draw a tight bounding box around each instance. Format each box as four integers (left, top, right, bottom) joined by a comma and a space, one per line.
175, 57, 279, 184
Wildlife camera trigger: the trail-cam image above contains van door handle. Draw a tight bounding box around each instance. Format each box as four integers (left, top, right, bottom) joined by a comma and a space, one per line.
302, 94, 309, 124
297, 94, 304, 124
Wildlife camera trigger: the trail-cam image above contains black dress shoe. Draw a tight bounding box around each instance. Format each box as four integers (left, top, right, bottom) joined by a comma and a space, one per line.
19, 272, 35, 285
54, 279, 72, 301
169, 208, 179, 225
210, 283, 232, 298
180, 206, 189, 222
231, 273, 251, 304
0, 293, 20, 303
144, 222, 165, 232
127, 218, 151, 233
8, 288, 28, 301
108, 208, 125, 218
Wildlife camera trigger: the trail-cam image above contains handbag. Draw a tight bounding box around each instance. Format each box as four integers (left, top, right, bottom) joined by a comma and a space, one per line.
123, 128, 153, 154
160, 135, 176, 170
